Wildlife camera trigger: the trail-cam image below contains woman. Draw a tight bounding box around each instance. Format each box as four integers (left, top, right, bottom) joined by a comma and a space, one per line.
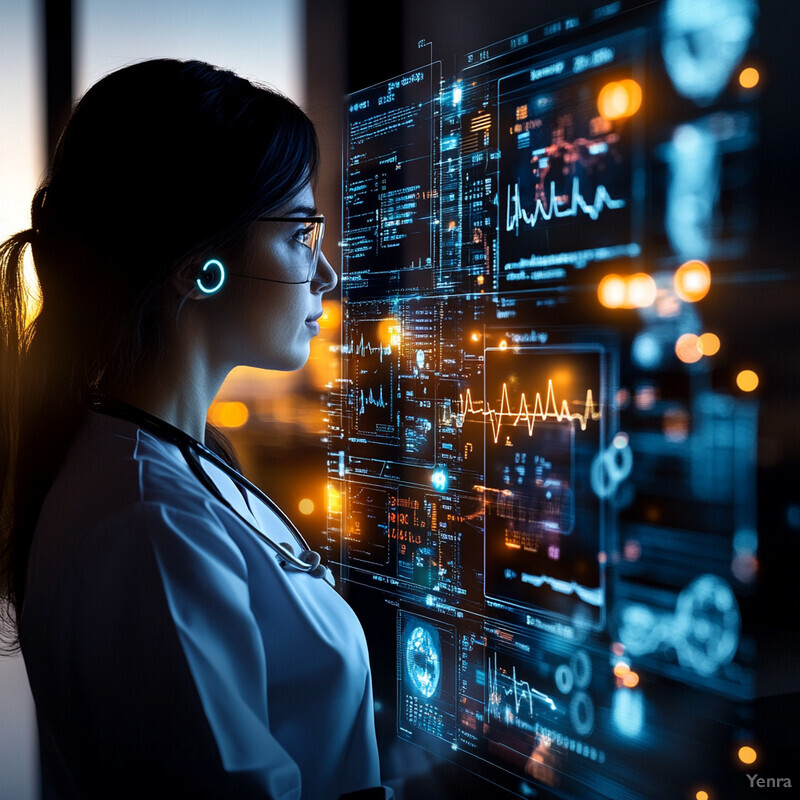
0, 59, 387, 799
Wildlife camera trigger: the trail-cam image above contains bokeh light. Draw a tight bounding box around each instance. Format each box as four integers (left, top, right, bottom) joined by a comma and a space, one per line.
598, 274, 627, 308
674, 260, 711, 302
598, 79, 643, 120
675, 333, 702, 364
695, 791, 709, 800
318, 300, 340, 329
697, 332, 720, 356
622, 671, 640, 688
736, 369, 759, 392
738, 745, 757, 765
627, 273, 657, 308
208, 400, 249, 428
298, 498, 315, 515
739, 67, 759, 89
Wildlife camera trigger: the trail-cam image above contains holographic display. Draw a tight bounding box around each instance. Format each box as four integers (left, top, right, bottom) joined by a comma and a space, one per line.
328, 3, 760, 798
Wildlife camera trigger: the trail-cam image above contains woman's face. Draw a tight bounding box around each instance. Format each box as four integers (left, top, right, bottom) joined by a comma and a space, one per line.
210, 183, 337, 372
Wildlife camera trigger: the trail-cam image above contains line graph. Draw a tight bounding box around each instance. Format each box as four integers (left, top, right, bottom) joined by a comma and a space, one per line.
488, 651, 557, 722
456, 380, 600, 444
349, 333, 392, 362
506, 177, 626, 234
359, 385, 389, 414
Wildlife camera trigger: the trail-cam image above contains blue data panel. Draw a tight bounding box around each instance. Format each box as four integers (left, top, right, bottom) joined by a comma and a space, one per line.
328, 2, 762, 798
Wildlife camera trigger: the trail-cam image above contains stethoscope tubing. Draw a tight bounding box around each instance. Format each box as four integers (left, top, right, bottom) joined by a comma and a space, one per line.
93, 401, 327, 580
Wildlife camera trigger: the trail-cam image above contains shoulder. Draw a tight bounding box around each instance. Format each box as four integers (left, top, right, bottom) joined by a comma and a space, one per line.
35, 412, 246, 565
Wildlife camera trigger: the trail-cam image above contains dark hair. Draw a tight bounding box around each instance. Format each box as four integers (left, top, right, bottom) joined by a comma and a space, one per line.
0, 59, 319, 644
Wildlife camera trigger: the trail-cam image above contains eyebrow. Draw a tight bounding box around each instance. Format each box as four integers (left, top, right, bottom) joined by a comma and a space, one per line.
281, 204, 319, 217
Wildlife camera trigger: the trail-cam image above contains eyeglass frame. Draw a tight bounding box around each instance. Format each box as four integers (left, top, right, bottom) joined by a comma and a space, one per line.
231, 215, 326, 285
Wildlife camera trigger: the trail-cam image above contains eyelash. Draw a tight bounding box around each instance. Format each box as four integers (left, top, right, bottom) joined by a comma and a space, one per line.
292, 226, 314, 248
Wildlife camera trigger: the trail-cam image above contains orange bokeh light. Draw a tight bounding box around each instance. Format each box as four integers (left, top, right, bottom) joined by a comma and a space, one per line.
208, 400, 249, 428
597, 79, 643, 120
622, 671, 640, 688
598, 274, 627, 308
627, 273, 657, 308
298, 498, 315, 516
697, 332, 720, 356
675, 333, 702, 364
598, 273, 656, 309
674, 260, 711, 303
739, 67, 759, 89
736, 369, 759, 392
738, 745, 757, 765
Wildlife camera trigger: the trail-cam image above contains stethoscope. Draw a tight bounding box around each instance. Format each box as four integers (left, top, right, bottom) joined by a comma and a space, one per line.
93, 400, 335, 587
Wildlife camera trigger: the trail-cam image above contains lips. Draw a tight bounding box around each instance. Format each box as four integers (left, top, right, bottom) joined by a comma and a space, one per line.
305, 311, 323, 323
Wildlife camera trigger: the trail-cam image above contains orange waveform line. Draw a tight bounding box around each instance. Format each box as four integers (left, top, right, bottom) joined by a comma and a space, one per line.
457, 380, 601, 443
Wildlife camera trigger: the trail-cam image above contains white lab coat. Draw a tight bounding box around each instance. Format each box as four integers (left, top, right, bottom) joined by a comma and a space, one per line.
21, 411, 382, 799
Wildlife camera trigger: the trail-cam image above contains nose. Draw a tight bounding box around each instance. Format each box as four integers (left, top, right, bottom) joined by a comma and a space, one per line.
313, 250, 338, 293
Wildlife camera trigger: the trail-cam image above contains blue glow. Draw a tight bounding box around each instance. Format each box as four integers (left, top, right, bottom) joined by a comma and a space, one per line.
452, 85, 462, 105
733, 528, 757, 555
662, 0, 755, 105
612, 688, 644, 738
405, 626, 441, 699
632, 332, 662, 369
431, 467, 449, 492
197, 258, 226, 294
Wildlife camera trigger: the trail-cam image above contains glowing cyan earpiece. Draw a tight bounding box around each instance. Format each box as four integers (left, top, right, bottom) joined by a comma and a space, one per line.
196, 258, 226, 295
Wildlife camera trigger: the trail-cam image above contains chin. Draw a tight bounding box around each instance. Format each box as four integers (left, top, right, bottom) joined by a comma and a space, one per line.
275, 345, 311, 372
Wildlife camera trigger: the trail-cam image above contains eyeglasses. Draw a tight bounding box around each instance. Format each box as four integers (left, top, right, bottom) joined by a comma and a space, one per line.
231, 215, 326, 285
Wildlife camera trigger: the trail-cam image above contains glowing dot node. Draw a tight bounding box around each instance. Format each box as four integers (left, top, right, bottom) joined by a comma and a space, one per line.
696, 791, 709, 800
499, 339, 508, 350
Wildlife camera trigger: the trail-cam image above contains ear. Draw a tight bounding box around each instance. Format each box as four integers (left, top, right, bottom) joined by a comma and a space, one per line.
173, 258, 226, 299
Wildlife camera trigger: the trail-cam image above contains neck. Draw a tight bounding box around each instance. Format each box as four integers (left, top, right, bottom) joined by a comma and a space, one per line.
105, 343, 229, 444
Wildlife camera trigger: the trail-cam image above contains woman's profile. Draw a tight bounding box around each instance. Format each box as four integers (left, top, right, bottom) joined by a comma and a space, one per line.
0, 59, 388, 799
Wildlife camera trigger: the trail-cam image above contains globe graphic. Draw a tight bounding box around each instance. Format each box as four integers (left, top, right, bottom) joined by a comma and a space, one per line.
405, 626, 441, 699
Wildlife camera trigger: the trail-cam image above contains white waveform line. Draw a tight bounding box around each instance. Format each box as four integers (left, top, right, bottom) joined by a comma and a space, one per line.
359, 385, 388, 414
506, 177, 626, 234
350, 334, 392, 362
455, 380, 600, 444
488, 652, 557, 719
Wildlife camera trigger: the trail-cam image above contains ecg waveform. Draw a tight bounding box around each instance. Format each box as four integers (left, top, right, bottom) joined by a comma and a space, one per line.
350, 334, 392, 362
506, 177, 626, 234
359, 386, 389, 414
456, 380, 600, 444
488, 651, 557, 720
